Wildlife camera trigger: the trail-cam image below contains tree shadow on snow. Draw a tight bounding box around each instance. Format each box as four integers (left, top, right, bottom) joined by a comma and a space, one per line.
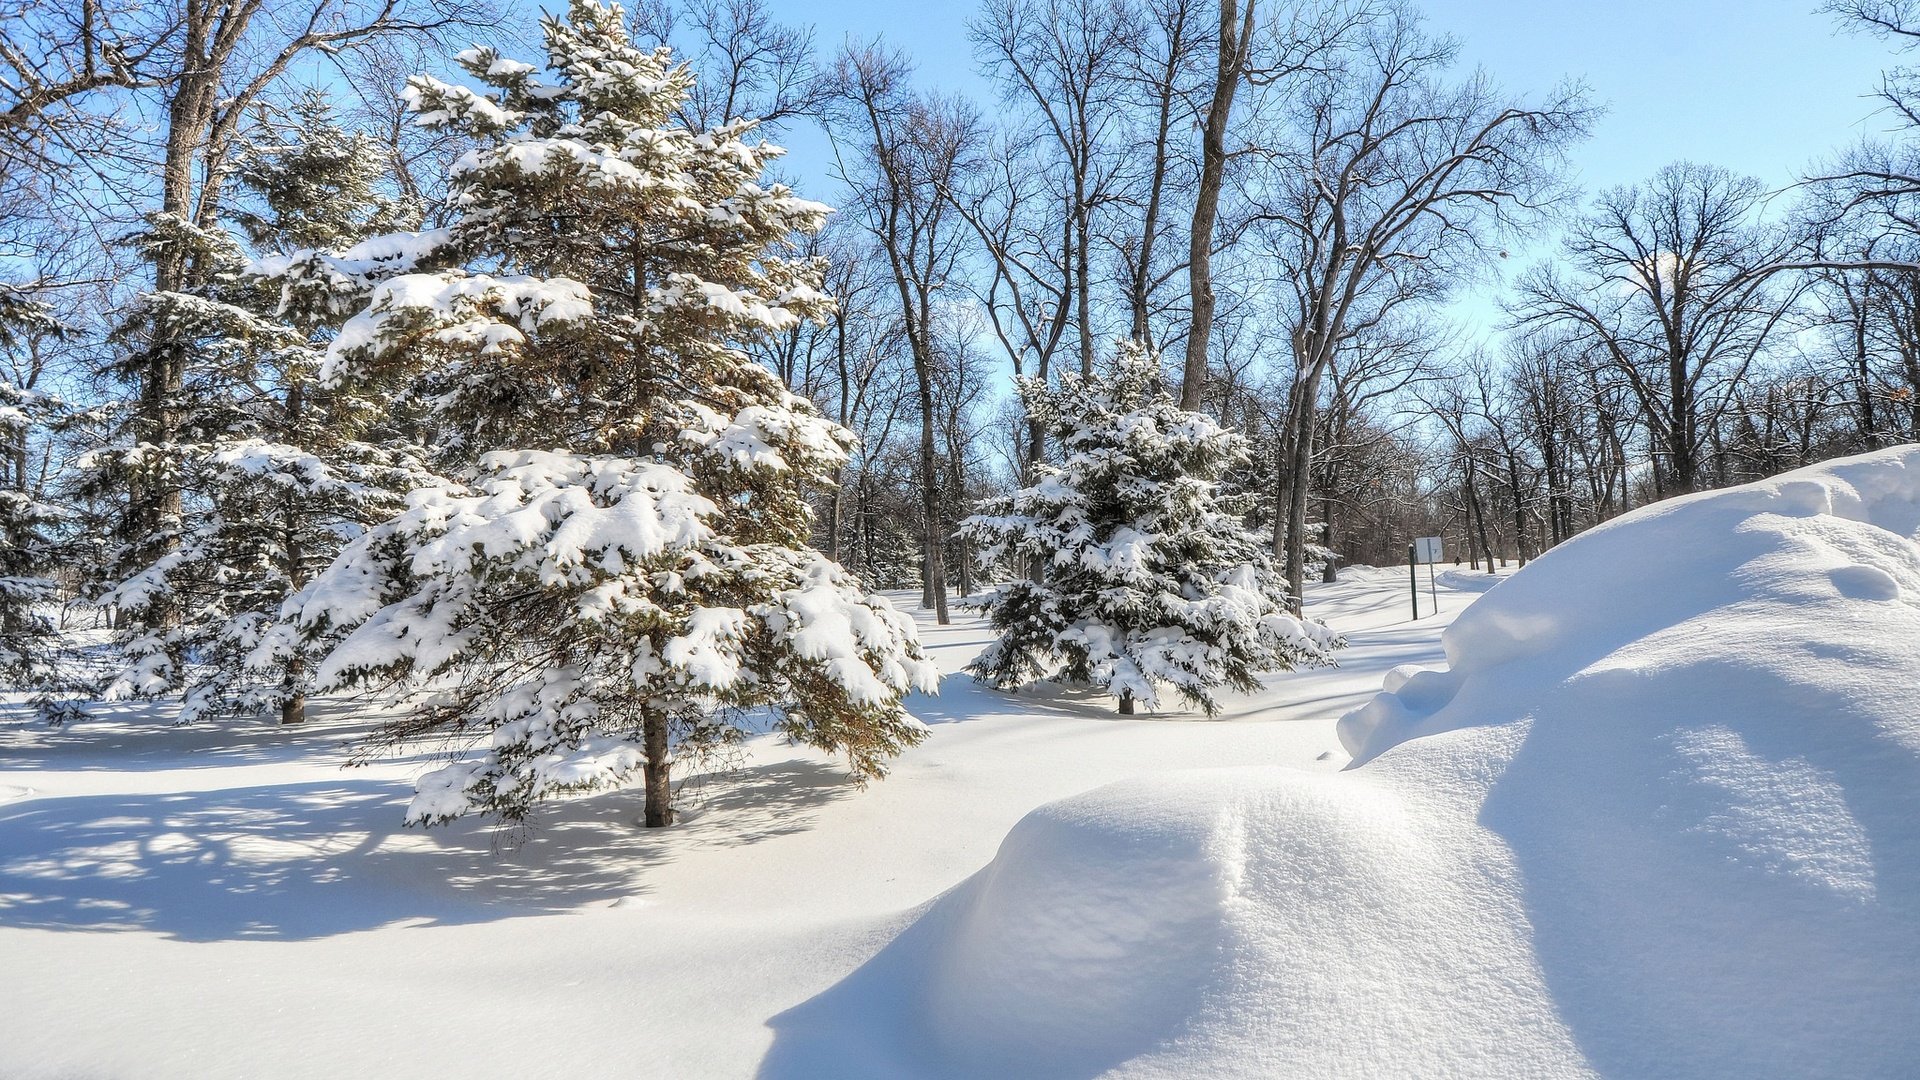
0, 757, 855, 943
0, 702, 394, 774
755, 898, 962, 1080
902, 676, 1115, 727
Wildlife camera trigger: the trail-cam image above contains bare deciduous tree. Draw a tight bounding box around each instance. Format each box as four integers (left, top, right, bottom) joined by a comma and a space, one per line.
1178, 0, 1255, 409
827, 44, 982, 624
633, 0, 824, 130
1514, 162, 1799, 498
1248, 0, 1586, 609
973, 0, 1133, 379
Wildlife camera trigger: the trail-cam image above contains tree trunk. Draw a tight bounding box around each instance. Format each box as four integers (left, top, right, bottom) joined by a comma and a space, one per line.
1282, 359, 1328, 615
828, 310, 850, 562
1271, 431, 1291, 559
1650, 439, 1666, 501
1509, 479, 1529, 568
1126, 6, 1187, 347
914, 352, 950, 624
827, 481, 844, 563
861, 485, 877, 578
1180, 0, 1253, 411
1076, 192, 1094, 378
1668, 380, 1697, 497
642, 710, 673, 827
1283, 415, 1315, 612
1118, 690, 1135, 715
1465, 461, 1496, 575
1540, 434, 1565, 546
280, 674, 306, 726
1855, 293, 1876, 447
126, 54, 218, 647
1129, 85, 1173, 345
1320, 488, 1339, 583
945, 430, 976, 598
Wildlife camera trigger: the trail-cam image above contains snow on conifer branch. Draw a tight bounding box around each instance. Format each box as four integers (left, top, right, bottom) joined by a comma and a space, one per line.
276, 0, 935, 829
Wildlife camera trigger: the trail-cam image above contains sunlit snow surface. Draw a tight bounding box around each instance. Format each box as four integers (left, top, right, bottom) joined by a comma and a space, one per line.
6, 449, 1920, 1078
771, 448, 1920, 1079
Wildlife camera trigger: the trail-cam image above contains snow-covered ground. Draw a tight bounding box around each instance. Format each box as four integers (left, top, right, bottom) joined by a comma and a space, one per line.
782, 452, 1920, 1080
16, 439, 1920, 1080
0, 560, 1495, 1080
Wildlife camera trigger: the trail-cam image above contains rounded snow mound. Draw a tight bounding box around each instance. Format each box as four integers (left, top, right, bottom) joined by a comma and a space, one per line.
764, 449, 1920, 1079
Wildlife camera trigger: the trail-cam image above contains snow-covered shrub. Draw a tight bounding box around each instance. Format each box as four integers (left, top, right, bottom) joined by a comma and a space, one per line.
281, 0, 936, 827
963, 343, 1342, 714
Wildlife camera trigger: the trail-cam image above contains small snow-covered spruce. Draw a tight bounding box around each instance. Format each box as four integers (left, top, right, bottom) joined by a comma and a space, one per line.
82, 211, 297, 715
283, 0, 936, 829
3, 303, 93, 721
0, 377, 69, 697
962, 343, 1343, 715
88, 97, 435, 726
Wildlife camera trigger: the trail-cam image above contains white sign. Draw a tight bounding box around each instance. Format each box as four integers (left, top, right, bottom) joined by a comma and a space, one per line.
1414, 536, 1443, 564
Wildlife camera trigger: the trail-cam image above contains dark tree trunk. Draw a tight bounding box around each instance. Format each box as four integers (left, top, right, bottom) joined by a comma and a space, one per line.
280, 667, 306, 726
827, 482, 844, 563
279, 380, 309, 725
828, 312, 850, 563
1464, 458, 1495, 575
1128, 78, 1173, 344
1854, 295, 1877, 447
1282, 363, 1328, 615
1076, 196, 1094, 378
915, 354, 950, 623
643, 710, 673, 827
1180, 0, 1253, 411
1271, 430, 1291, 560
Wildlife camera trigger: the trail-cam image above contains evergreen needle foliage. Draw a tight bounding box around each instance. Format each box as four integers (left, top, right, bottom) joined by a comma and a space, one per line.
276, 0, 937, 828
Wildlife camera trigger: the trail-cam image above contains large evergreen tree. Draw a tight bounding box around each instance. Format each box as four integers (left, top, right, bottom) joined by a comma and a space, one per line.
963, 343, 1343, 714
89, 97, 433, 725
277, 0, 936, 828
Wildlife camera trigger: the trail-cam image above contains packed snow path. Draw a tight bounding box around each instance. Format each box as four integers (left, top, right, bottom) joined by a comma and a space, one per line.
0, 563, 1487, 1079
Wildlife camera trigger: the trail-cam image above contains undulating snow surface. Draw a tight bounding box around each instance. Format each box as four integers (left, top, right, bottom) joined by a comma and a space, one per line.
9, 451, 1918, 1079
0, 561, 1474, 1079
775, 448, 1920, 1079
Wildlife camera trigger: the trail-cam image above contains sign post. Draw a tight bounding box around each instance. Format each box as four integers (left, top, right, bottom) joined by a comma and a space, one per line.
1407, 543, 1419, 620
1412, 536, 1443, 620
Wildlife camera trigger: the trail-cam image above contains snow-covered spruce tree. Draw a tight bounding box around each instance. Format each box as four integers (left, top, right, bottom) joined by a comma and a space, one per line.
0, 375, 67, 693
962, 343, 1343, 714
280, 0, 937, 829
1, 297, 91, 720
79, 213, 261, 709
89, 99, 434, 725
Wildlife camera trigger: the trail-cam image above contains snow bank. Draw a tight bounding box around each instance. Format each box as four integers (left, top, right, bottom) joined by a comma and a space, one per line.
765, 448, 1920, 1079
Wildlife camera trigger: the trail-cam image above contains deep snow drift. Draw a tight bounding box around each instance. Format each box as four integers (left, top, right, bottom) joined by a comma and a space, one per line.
771, 448, 1920, 1079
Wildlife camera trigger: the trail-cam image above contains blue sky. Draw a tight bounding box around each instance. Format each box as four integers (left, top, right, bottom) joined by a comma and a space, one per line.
1397, 0, 1896, 194
745, 0, 1903, 337
776, 0, 1899, 193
